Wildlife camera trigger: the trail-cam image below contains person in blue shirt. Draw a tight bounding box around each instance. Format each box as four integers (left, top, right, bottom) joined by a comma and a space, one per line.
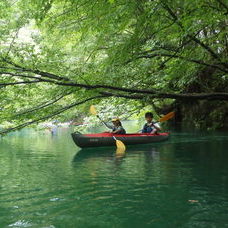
142, 112, 161, 134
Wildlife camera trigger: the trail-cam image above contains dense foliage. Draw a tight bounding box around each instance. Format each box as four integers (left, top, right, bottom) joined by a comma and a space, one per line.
0, 0, 227, 133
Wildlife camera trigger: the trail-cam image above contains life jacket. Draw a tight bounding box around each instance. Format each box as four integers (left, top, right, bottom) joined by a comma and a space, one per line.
142, 122, 156, 133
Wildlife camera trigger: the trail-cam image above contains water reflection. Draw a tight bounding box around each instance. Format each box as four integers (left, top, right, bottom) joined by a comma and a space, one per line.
72, 145, 160, 165
72, 147, 127, 170
0, 128, 228, 227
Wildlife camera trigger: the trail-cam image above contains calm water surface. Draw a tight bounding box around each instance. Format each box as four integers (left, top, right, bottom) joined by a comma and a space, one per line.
0, 126, 228, 228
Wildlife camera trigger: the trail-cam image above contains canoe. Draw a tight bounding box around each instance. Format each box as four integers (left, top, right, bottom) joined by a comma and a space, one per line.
71, 132, 170, 148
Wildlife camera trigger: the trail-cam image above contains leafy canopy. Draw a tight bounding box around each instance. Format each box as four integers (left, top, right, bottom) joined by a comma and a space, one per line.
0, 0, 227, 132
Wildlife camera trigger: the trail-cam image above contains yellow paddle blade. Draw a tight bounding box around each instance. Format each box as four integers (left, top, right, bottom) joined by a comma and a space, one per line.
116, 147, 126, 157
89, 105, 97, 115
116, 139, 126, 151
159, 112, 175, 122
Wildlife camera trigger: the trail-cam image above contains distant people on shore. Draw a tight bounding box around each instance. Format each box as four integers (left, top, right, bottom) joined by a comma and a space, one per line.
142, 112, 161, 134
46, 120, 59, 135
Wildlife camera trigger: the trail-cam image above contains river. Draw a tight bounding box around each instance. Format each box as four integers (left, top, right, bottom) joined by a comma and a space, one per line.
0, 124, 228, 227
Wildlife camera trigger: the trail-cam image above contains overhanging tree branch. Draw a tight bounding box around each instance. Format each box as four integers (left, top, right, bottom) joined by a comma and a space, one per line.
135, 53, 228, 73
13, 92, 73, 117
1, 58, 72, 82
1, 70, 228, 100
0, 95, 108, 135
0, 80, 42, 87
161, 1, 228, 69
100, 91, 228, 100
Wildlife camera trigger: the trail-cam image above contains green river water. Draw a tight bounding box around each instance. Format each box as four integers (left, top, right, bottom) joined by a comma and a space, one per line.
0, 124, 228, 228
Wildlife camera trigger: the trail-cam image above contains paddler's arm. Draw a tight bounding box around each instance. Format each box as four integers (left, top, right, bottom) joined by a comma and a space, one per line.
151, 122, 161, 131
112, 126, 121, 134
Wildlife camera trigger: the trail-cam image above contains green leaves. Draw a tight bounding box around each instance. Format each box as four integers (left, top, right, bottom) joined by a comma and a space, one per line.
0, 0, 228, 132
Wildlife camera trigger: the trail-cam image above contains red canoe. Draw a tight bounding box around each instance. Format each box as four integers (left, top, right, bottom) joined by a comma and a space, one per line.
71, 132, 170, 148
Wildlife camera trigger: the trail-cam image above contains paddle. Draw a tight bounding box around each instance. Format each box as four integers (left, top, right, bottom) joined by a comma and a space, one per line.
158, 111, 175, 123
115, 147, 126, 157
113, 136, 126, 151
90, 105, 126, 151
90, 105, 110, 128
89, 105, 98, 116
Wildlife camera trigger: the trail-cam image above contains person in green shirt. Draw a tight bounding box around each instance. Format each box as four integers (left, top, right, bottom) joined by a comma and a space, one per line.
106, 118, 126, 134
